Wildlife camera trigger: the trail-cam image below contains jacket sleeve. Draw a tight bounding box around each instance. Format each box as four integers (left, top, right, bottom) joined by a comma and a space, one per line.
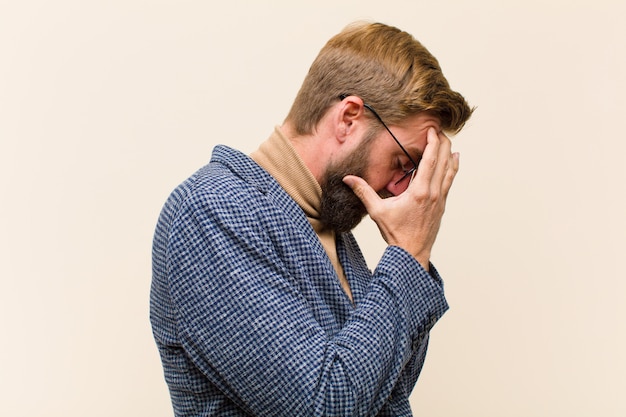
161, 182, 448, 417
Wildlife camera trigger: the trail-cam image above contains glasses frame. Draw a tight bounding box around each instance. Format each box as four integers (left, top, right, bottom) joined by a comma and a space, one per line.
339, 94, 419, 185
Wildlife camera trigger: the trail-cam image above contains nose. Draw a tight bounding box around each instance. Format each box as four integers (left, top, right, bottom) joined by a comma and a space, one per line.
384, 173, 411, 196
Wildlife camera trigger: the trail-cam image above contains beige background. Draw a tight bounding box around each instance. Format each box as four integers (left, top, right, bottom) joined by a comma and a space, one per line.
1, 0, 625, 416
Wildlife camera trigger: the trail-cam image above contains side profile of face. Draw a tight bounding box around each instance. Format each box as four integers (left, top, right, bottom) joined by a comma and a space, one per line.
319, 112, 441, 233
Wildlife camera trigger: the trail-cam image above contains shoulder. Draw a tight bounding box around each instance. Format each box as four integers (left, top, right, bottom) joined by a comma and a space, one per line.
163, 146, 272, 211
163, 145, 308, 232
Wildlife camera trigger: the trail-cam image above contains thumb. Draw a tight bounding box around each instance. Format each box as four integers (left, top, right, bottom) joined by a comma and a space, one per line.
342, 175, 381, 213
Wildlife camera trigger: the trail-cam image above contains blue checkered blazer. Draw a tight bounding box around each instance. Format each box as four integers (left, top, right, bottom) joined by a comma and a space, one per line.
150, 145, 449, 416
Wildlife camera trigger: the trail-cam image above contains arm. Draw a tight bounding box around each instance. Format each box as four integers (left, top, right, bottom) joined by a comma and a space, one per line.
164, 183, 447, 416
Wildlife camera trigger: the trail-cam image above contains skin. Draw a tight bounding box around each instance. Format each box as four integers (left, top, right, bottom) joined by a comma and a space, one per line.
283, 95, 459, 272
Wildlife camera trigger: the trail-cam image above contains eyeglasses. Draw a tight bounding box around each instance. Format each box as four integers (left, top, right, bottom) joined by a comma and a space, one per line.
339, 94, 419, 185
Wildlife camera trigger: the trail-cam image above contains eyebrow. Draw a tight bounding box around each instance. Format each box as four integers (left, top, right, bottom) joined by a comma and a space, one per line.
404, 145, 424, 161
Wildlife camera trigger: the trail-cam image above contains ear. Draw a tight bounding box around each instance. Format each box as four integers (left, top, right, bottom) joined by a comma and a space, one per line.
336, 95, 366, 144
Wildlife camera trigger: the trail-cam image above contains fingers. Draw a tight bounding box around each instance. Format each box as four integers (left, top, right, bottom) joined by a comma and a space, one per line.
428, 129, 452, 193
411, 127, 441, 189
408, 128, 455, 196
442, 152, 460, 198
342, 175, 382, 214
432, 130, 459, 200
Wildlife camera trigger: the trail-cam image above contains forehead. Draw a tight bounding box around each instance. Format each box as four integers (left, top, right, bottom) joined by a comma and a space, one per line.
394, 112, 442, 152
399, 112, 442, 132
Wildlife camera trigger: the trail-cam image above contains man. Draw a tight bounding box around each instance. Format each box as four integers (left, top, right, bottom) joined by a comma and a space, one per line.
150, 21, 472, 416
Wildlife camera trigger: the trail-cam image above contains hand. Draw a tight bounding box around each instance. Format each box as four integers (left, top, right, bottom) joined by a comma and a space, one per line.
342, 128, 459, 270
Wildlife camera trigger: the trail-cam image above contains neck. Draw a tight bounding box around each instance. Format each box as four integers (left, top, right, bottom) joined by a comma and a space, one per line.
280, 121, 334, 184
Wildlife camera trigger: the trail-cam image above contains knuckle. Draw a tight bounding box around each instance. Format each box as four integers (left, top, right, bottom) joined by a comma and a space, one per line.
424, 156, 438, 170
429, 189, 441, 202
411, 187, 440, 204
351, 185, 365, 199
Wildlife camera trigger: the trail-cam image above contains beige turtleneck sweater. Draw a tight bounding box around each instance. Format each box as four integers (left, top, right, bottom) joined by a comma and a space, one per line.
250, 127, 353, 301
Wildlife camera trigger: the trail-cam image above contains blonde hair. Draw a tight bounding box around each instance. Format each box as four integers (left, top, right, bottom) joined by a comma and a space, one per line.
285, 22, 473, 135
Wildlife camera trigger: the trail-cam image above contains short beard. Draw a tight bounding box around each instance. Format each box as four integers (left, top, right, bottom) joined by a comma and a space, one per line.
319, 139, 372, 234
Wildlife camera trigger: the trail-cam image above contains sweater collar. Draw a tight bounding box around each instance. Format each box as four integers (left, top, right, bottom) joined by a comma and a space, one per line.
250, 126, 324, 229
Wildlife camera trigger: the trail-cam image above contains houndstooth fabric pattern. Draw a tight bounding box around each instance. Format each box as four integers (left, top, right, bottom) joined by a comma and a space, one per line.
150, 145, 449, 416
